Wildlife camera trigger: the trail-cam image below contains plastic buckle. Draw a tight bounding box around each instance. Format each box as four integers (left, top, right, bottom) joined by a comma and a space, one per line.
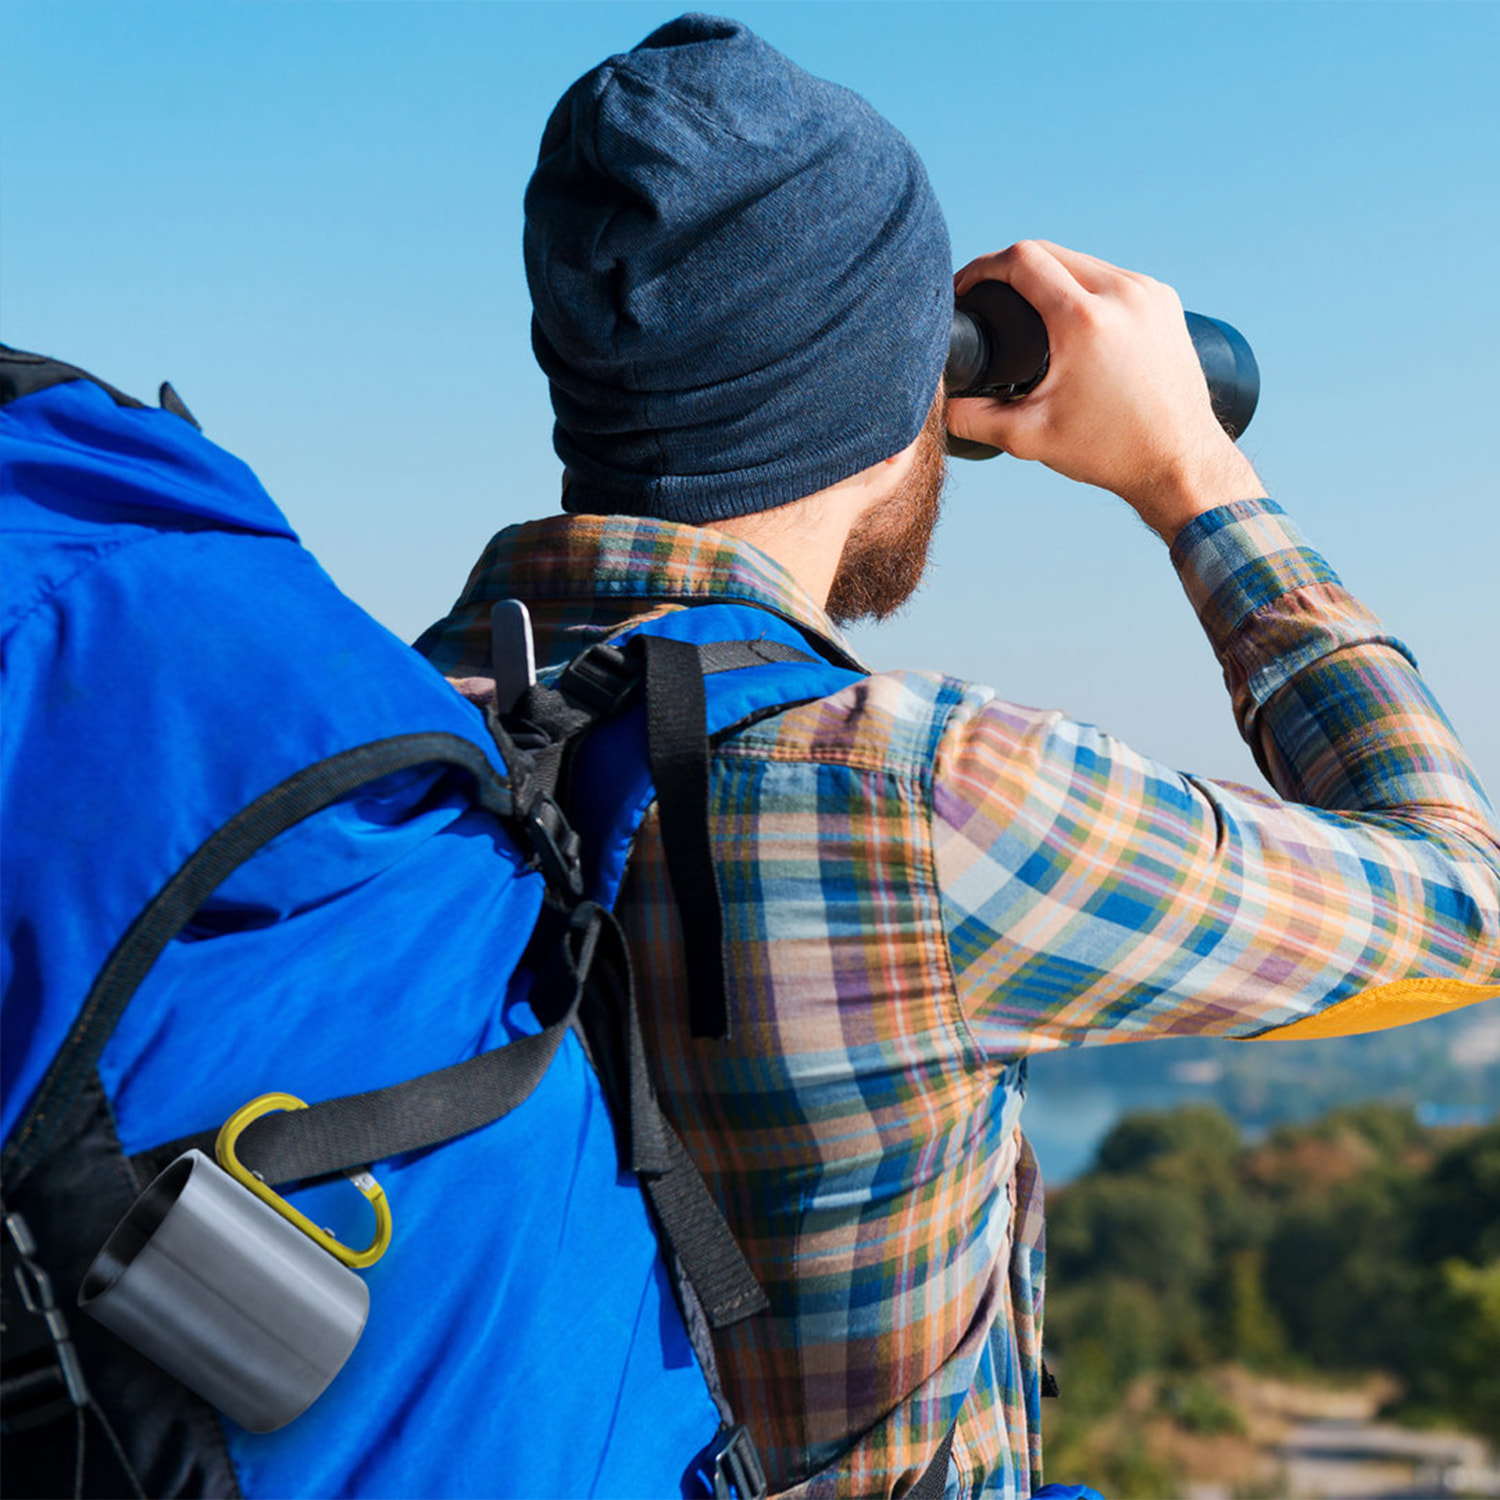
1, 1211, 91, 1433
556, 643, 638, 716
524, 795, 585, 901
707, 1423, 767, 1500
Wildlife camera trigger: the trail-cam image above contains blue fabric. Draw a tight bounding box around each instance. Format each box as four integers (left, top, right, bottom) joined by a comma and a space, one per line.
1032, 1486, 1107, 1500
527, 12, 952, 522
2, 375, 722, 1497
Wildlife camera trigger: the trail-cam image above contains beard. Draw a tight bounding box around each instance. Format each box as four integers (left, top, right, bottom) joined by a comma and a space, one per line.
825, 393, 948, 627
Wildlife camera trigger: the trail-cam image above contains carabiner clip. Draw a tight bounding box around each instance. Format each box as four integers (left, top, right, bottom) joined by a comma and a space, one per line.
216, 1093, 393, 1270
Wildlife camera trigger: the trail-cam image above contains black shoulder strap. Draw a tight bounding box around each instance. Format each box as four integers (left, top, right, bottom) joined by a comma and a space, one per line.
637, 634, 828, 1041
641, 634, 731, 1040
572, 901, 769, 1331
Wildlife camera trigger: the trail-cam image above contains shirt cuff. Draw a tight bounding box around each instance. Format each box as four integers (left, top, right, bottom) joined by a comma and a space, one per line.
1169, 497, 1342, 659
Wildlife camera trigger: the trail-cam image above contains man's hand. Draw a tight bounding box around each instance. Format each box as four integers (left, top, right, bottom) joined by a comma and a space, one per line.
948, 241, 1267, 543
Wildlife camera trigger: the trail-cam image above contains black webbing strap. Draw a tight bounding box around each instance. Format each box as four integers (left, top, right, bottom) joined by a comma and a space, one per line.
129, 902, 609, 1189
642, 1130, 767, 1328
640, 635, 730, 1040
586, 907, 769, 1330
499, 685, 595, 807
633, 634, 820, 1041
1, 734, 516, 1196
482, 711, 584, 899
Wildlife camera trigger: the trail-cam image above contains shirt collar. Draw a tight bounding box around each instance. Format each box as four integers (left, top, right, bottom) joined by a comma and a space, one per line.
434, 513, 866, 671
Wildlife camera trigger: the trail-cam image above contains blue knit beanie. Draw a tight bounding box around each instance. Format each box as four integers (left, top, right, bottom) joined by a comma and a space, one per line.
525, 13, 952, 522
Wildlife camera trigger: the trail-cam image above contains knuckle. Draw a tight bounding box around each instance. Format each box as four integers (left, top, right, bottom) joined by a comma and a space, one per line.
1145, 274, 1182, 309
1071, 297, 1106, 330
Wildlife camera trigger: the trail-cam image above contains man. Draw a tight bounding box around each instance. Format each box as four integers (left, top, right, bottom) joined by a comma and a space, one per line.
419, 16, 1500, 1497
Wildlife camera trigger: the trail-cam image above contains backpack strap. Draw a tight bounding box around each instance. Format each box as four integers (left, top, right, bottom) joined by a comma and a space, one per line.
567, 897, 770, 1332
470, 607, 861, 1307
638, 631, 851, 1039
640, 633, 736, 1040
495, 607, 973, 1498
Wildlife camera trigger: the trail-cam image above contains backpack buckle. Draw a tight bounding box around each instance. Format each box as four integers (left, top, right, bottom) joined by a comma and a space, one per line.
705, 1423, 767, 1500
555, 643, 638, 716
522, 795, 585, 901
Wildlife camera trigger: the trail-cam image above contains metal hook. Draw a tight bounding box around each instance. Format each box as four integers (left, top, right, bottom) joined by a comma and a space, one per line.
215, 1093, 392, 1269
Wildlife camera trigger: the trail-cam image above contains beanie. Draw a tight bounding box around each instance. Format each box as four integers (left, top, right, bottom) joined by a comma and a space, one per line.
524, 13, 952, 522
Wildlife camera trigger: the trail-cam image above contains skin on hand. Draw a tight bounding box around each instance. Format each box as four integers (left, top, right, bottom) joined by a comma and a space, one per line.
948, 241, 1267, 543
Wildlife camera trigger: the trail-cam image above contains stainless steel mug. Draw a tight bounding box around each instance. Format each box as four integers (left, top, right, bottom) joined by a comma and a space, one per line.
79, 1149, 368, 1432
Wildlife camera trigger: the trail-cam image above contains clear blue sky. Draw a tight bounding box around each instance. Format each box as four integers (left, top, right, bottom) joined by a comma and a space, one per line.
6, 1, 1497, 796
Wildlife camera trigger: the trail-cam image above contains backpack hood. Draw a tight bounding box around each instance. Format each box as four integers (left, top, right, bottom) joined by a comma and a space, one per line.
2, 368, 296, 636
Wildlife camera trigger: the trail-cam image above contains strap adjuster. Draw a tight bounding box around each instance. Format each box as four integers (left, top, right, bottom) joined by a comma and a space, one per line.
522, 795, 584, 900
488, 716, 585, 901
705, 1423, 767, 1500
556, 643, 638, 716
1, 1211, 91, 1434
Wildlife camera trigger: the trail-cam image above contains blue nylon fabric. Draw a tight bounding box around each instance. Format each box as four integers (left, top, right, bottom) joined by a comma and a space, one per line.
2, 378, 720, 1496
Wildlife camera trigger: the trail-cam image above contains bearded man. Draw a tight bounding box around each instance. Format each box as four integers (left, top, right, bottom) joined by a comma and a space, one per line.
417, 16, 1500, 1497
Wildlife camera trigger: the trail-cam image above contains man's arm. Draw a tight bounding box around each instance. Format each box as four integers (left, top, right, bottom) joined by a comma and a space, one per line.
937, 242, 1500, 1053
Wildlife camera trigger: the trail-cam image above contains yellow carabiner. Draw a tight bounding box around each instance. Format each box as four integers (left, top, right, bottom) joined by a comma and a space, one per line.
215, 1093, 393, 1270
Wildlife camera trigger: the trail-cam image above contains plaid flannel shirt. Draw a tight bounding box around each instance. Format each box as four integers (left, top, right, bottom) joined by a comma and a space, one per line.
419, 499, 1500, 1498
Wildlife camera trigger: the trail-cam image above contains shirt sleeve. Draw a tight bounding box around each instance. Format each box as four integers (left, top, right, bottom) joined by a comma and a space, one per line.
931, 498, 1500, 1057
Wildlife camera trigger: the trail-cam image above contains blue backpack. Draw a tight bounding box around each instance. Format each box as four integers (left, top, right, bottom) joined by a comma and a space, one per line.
0, 349, 871, 1499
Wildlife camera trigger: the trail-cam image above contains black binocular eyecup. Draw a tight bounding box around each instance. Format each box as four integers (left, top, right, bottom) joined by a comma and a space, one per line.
945, 280, 1260, 460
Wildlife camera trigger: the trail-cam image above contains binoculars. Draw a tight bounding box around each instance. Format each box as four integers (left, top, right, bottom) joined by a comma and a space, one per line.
946, 281, 1260, 460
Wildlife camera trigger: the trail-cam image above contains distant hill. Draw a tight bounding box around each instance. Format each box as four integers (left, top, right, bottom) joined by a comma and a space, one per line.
1039, 1099, 1500, 1494
1027, 1001, 1499, 1133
